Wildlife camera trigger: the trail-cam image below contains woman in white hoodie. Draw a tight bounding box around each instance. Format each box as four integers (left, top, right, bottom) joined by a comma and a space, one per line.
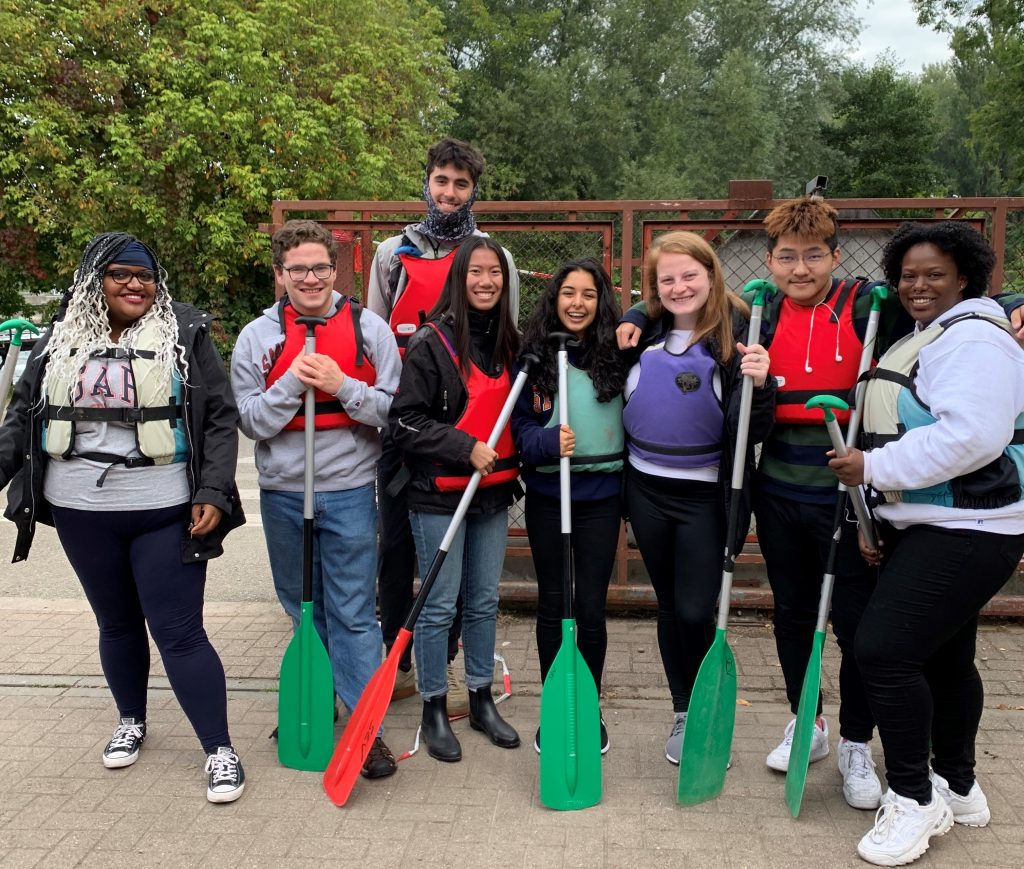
829, 221, 1024, 866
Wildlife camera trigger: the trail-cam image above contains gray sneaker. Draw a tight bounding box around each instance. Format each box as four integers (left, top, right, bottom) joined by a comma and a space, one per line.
665, 712, 687, 765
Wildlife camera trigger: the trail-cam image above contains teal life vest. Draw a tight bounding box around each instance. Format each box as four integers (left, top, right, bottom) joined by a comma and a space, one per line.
860, 311, 1024, 509
536, 364, 624, 474
42, 318, 187, 474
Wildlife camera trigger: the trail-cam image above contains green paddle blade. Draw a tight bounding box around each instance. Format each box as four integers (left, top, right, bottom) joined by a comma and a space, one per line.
677, 628, 737, 805
785, 630, 826, 818
278, 601, 336, 771
539, 619, 602, 810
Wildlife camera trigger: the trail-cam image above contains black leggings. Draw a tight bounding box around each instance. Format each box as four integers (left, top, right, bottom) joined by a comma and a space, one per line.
525, 489, 620, 695
626, 470, 723, 713
753, 485, 877, 742
855, 524, 1024, 803
51, 503, 231, 753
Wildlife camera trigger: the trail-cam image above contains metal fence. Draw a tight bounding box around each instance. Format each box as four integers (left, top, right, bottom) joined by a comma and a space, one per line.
263, 183, 1024, 615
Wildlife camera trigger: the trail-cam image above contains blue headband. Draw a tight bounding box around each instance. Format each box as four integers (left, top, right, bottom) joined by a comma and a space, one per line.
111, 241, 157, 270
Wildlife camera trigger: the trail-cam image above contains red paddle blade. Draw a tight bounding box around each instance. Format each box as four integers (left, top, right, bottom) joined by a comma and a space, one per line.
322, 628, 412, 806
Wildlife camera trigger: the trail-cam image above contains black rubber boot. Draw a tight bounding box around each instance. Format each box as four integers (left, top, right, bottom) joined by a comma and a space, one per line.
421, 696, 462, 762
469, 686, 520, 748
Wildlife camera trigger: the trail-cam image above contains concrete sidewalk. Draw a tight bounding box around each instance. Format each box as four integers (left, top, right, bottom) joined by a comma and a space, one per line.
0, 597, 1021, 868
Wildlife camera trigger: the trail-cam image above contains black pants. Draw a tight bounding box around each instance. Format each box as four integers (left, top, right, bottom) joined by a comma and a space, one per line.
753, 485, 877, 742
51, 503, 230, 753
525, 489, 620, 695
626, 470, 723, 713
855, 524, 1024, 803
377, 427, 461, 669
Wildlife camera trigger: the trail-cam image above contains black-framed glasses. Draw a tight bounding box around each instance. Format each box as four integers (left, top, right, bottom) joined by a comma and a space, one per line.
283, 264, 334, 281
105, 268, 158, 286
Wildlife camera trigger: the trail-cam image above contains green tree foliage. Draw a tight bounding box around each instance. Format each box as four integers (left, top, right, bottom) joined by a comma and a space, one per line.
434, 0, 862, 200
0, 0, 454, 340
822, 62, 939, 197
914, 0, 1024, 193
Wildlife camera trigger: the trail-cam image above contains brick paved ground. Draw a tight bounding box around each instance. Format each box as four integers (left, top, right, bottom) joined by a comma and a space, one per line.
0, 597, 1022, 868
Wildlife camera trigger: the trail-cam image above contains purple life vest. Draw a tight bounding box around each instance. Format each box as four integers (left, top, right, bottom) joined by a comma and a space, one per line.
623, 339, 723, 470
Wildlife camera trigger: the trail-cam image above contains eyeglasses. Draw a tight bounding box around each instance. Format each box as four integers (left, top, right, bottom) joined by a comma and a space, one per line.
771, 251, 831, 268
105, 269, 158, 286
282, 264, 335, 281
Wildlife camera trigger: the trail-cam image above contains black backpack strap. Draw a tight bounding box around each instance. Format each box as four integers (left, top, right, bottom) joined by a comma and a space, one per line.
349, 299, 365, 367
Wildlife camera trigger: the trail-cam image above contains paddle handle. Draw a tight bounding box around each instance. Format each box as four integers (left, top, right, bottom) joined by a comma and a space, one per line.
0, 319, 37, 408
821, 411, 877, 551
549, 332, 578, 619
294, 316, 326, 603
402, 353, 539, 631
716, 290, 765, 631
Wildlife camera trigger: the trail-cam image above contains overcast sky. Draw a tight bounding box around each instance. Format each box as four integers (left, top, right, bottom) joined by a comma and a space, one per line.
849, 0, 953, 71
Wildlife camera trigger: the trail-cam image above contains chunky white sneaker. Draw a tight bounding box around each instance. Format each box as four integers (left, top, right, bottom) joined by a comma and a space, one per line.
205, 746, 245, 804
766, 716, 829, 772
102, 718, 146, 769
665, 712, 686, 765
838, 738, 883, 810
931, 771, 991, 827
857, 788, 953, 866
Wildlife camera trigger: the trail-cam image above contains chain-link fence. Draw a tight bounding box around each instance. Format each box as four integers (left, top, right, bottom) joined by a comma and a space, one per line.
265, 193, 1024, 613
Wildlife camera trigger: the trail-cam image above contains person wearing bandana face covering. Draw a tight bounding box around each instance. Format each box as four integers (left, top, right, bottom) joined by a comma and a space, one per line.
367, 138, 519, 715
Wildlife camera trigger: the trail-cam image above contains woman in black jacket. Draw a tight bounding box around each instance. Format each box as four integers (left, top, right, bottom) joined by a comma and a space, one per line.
389, 236, 521, 763
0, 232, 246, 802
623, 231, 775, 765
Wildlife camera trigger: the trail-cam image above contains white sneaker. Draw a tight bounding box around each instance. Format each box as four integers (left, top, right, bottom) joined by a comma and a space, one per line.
931, 771, 991, 827
766, 716, 829, 772
857, 788, 953, 866
838, 738, 883, 810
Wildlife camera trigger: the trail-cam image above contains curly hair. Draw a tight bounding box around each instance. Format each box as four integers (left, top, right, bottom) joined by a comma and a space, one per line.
42, 233, 184, 406
880, 221, 996, 299
519, 258, 626, 403
763, 196, 839, 251
271, 219, 338, 268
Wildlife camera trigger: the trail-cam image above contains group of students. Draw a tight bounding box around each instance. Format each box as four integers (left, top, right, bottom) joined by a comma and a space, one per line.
0, 137, 1021, 867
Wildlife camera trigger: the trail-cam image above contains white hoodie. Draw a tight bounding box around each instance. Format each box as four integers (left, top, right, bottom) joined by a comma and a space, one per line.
864, 296, 1024, 532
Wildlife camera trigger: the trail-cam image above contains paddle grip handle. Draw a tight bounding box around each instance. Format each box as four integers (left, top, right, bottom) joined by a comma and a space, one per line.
295, 316, 326, 603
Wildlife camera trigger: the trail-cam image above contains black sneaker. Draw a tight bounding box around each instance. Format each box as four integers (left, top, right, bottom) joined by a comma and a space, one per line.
269, 727, 278, 741
103, 717, 146, 769
360, 736, 397, 779
534, 727, 541, 755
205, 746, 245, 803
600, 718, 610, 755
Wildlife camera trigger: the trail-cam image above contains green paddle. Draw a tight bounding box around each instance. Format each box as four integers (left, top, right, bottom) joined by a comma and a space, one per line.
786, 286, 887, 817
278, 315, 336, 771
539, 333, 602, 811
0, 319, 39, 411
677, 280, 769, 806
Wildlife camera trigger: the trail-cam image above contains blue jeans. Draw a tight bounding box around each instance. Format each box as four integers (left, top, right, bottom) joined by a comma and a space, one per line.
261, 485, 382, 716
409, 509, 508, 698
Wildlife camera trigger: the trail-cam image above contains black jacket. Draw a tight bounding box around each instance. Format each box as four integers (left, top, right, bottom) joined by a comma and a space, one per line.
628, 308, 776, 554
0, 301, 245, 563
388, 313, 517, 515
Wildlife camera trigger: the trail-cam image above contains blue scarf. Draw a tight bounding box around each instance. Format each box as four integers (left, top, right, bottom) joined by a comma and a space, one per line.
414, 176, 478, 243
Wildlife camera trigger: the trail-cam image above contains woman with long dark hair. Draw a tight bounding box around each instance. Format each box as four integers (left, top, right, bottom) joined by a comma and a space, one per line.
513, 258, 626, 753
389, 235, 521, 762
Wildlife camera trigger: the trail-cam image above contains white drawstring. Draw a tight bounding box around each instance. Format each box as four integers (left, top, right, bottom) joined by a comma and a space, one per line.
803, 300, 844, 373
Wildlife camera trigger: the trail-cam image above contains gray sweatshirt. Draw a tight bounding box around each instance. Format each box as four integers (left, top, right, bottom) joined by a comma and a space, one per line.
231, 293, 401, 492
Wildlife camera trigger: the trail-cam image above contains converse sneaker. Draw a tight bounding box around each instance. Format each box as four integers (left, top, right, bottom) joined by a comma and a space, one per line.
533, 727, 541, 754
838, 738, 883, 810
102, 718, 146, 769
665, 712, 687, 765
446, 662, 470, 718
766, 716, 829, 772
931, 771, 990, 827
857, 788, 953, 866
205, 746, 245, 804
361, 736, 397, 780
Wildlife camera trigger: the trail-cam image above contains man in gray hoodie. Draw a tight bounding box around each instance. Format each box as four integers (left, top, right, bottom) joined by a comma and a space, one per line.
366, 138, 519, 714
232, 219, 402, 779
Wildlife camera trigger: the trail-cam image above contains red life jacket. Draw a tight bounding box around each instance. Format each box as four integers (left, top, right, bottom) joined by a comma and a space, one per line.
422, 322, 519, 492
266, 297, 376, 431
771, 279, 863, 425
391, 247, 457, 357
